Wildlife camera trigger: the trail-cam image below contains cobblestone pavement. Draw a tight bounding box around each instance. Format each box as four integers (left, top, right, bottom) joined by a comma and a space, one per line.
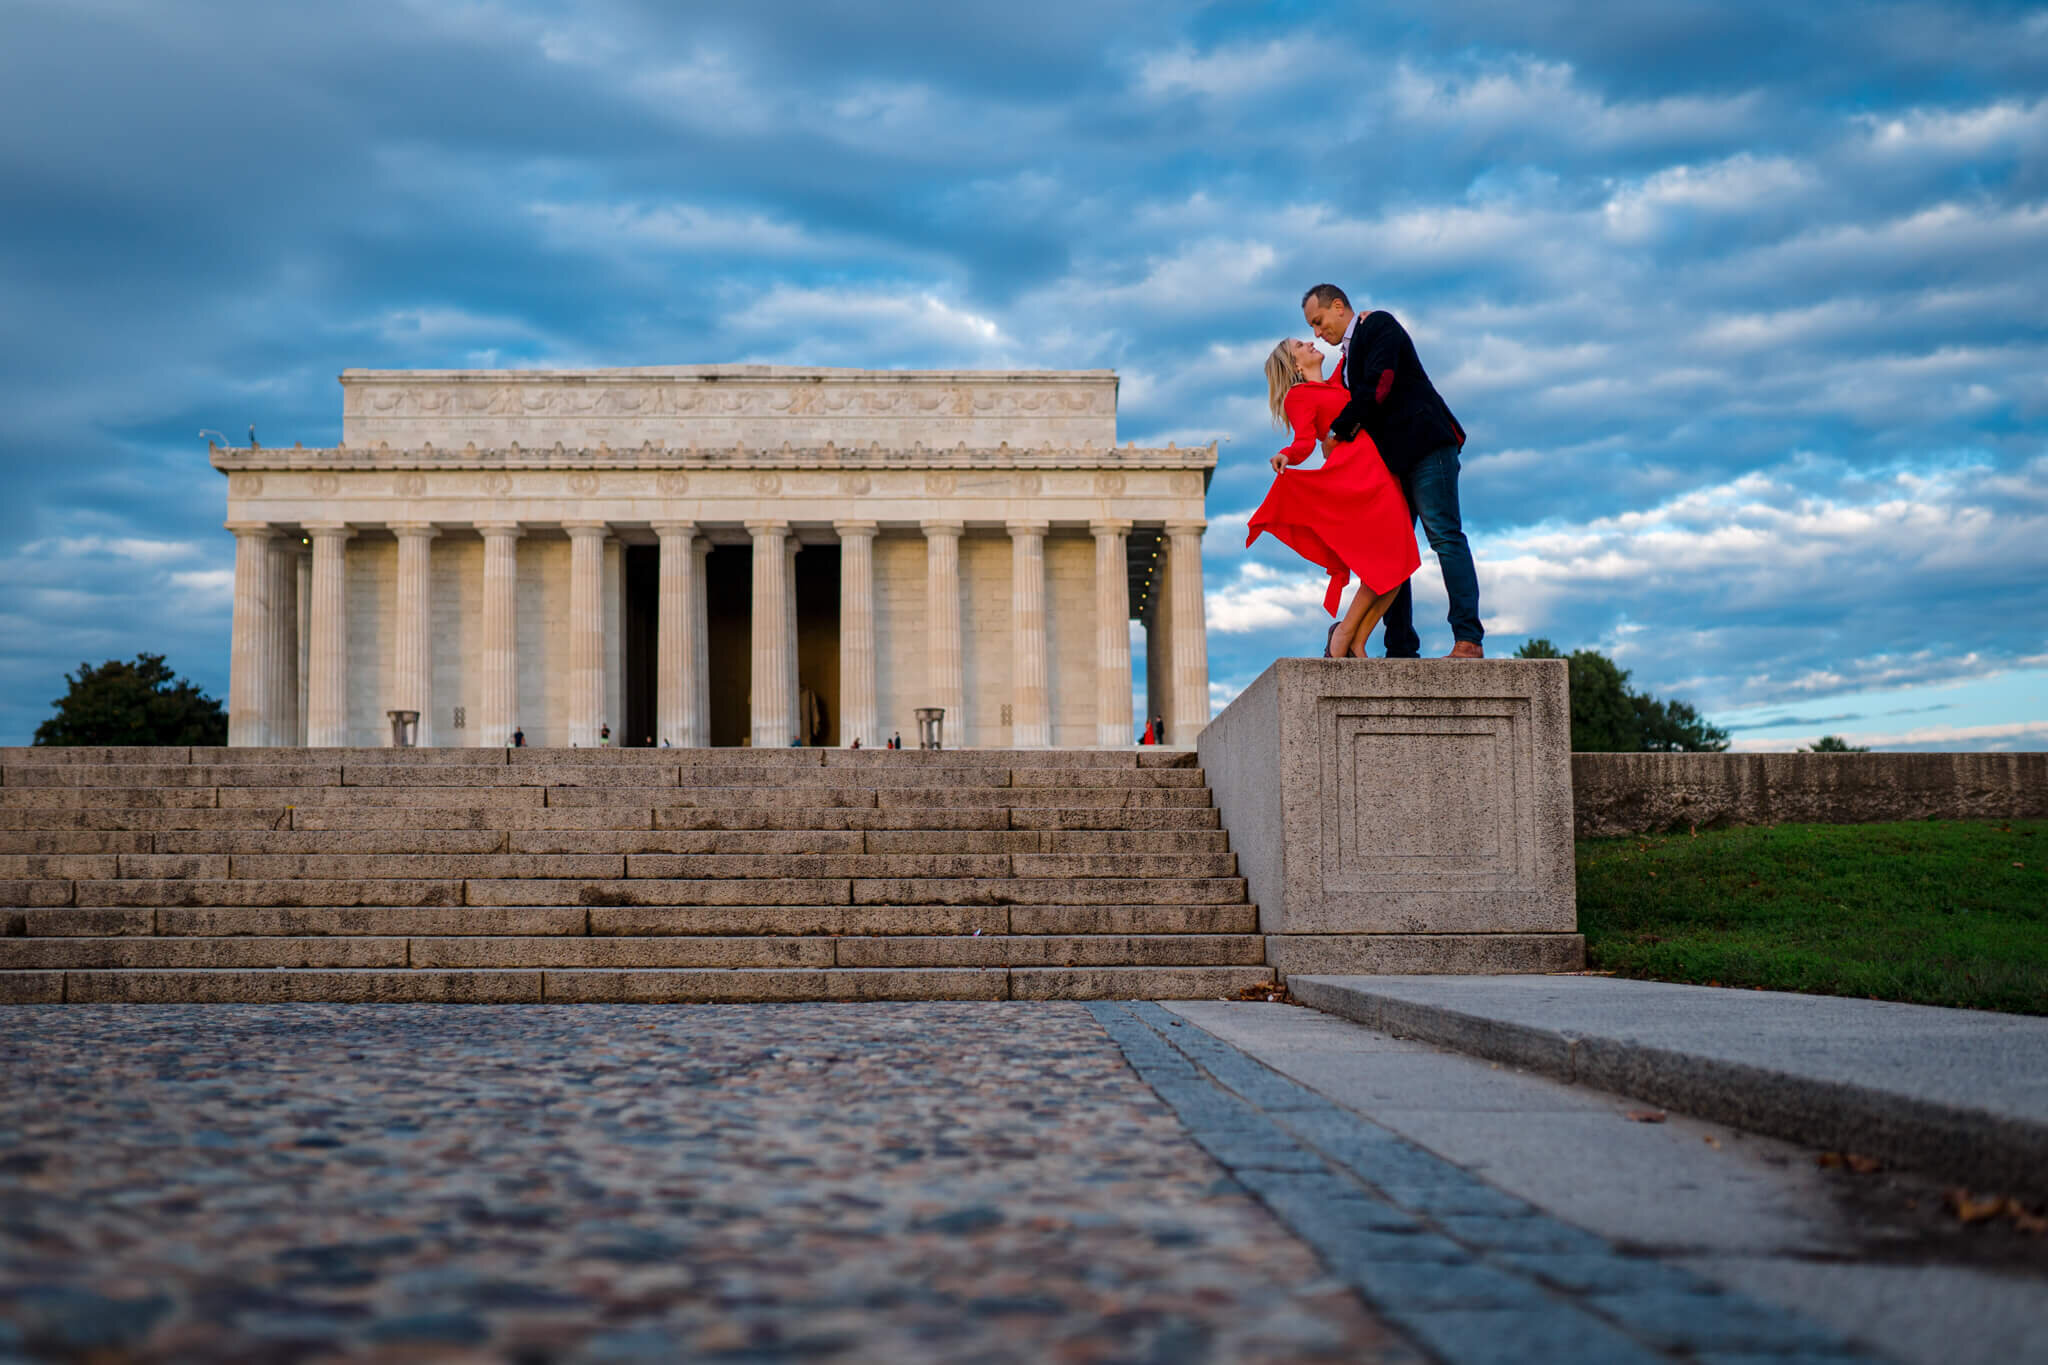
0, 1004, 1418, 1364
1090, 1002, 1890, 1365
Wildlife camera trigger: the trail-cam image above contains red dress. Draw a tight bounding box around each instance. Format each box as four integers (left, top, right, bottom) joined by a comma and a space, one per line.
1247, 376, 1420, 616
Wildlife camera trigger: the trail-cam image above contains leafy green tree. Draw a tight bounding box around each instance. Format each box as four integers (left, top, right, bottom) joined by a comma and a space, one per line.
33, 654, 228, 747
1803, 735, 1869, 753
1513, 639, 1729, 753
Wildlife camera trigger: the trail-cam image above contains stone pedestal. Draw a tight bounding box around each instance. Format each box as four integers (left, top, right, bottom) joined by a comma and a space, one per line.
1198, 658, 1583, 975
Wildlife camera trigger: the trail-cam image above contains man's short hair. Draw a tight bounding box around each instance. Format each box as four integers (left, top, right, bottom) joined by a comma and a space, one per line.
1302, 283, 1350, 310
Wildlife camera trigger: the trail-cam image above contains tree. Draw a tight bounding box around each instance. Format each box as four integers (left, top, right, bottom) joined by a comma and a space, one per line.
1803, 735, 1869, 753
33, 654, 228, 747
1513, 639, 1730, 753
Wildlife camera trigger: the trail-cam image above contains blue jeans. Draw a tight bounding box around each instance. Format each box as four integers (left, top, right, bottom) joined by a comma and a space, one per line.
1380, 443, 1483, 657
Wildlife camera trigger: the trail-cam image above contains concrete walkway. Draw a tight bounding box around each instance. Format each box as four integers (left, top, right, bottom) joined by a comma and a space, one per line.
1290, 975, 2048, 1200
1161, 1000, 2048, 1365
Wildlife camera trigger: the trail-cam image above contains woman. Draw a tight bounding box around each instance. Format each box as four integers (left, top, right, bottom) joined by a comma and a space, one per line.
1248, 338, 1421, 658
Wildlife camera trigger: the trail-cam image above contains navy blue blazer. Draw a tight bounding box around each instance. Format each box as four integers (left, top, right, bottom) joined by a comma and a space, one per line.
1329, 310, 1465, 480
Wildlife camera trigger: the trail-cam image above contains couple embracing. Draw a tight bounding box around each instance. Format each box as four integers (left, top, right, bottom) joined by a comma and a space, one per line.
1251, 284, 1484, 660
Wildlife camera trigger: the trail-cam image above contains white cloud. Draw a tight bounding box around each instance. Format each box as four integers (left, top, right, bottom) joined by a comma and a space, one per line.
721, 284, 1007, 357
1204, 559, 1331, 634
27, 535, 203, 565
528, 200, 826, 258
1602, 154, 1815, 243
374, 307, 548, 346
1732, 719, 2048, 753
1386, 58, 1764, 148
1134, 38, 1322, 101
167, 568, 235, 612
1854, 98, 2048, 158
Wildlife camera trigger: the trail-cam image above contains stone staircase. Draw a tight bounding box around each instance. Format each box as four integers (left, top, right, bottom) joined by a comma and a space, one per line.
0, 746, 1272, 1003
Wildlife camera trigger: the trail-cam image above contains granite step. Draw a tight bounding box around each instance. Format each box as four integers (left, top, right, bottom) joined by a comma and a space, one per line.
454, 876, 1247, 908
0, 964, 1270, 1004
0, 822, 1212, 855
0, 745, 1200, 769
0, 783, 1220, 810
0, 748, 1255, 1001
0, 803, 1224, 833
0, 933, 1261, 971
0, 829, 1226, 855
12, 903, 1261, 938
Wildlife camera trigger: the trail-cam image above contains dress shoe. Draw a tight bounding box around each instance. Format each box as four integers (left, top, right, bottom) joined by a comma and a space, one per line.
1445, 641, 1485, 659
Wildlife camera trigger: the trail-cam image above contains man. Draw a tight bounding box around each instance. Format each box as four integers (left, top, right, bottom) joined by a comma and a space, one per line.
1302, 284, 1483, 659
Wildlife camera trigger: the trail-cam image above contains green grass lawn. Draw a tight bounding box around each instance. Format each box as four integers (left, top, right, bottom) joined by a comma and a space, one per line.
1576, 819, 2048, 1015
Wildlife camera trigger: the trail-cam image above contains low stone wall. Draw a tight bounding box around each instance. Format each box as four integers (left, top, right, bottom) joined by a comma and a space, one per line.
1572, 752, 2048, 838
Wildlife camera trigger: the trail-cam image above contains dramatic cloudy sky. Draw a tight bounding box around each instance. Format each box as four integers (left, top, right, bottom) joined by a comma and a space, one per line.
3, 0, 2044, 749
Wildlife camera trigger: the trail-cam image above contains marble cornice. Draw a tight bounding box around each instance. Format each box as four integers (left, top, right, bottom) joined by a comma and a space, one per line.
209, 440, 1220, 475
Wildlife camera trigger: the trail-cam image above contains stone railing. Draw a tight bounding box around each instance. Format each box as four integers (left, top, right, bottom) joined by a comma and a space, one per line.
1571, 752, 2048, 838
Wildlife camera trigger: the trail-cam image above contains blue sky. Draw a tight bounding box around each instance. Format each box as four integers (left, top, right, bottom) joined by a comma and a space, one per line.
2, 0, 2044, 749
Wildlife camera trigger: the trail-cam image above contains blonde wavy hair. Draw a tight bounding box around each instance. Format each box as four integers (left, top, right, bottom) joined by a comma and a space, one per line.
1264, 339, 1305, 428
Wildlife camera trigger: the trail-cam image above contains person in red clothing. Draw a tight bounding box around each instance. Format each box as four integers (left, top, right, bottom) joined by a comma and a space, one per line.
1304, 284, 1483, 658
1248, 337, 1422, 658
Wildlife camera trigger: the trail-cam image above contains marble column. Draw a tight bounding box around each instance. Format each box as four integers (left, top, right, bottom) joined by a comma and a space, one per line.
1092, 519, 1133, 748
227, 524, 275, 747
653, 521, 701, 748
564, 521, 608, 747
391, 523, 437, 747
923, 519, 964, 745
835, 521, 878, 748
746, 520, 794, 748
1006, 521, 1050, 747
1166, 520, 1212, 745
305, 524, 354, 747
296, 548, 311, 746
264, 538, 300, 747
478, 523, 521, 747
603, 539, 625, 742
785, 538, 802, 744
690, 538, 711, 748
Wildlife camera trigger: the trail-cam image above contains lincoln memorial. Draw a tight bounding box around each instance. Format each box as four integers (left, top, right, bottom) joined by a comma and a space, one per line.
212, 366, 1214, 750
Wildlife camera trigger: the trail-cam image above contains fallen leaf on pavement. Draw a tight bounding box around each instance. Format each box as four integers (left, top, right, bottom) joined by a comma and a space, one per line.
1702, 1135, 1721, 1149
1947, 1189, 2012, 1224
1624, 1110, 1667, 1123
1846, 1153, 1882, 1174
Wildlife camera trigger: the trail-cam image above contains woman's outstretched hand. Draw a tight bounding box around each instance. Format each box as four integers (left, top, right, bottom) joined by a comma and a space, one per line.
1269, 453, 1287, 474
